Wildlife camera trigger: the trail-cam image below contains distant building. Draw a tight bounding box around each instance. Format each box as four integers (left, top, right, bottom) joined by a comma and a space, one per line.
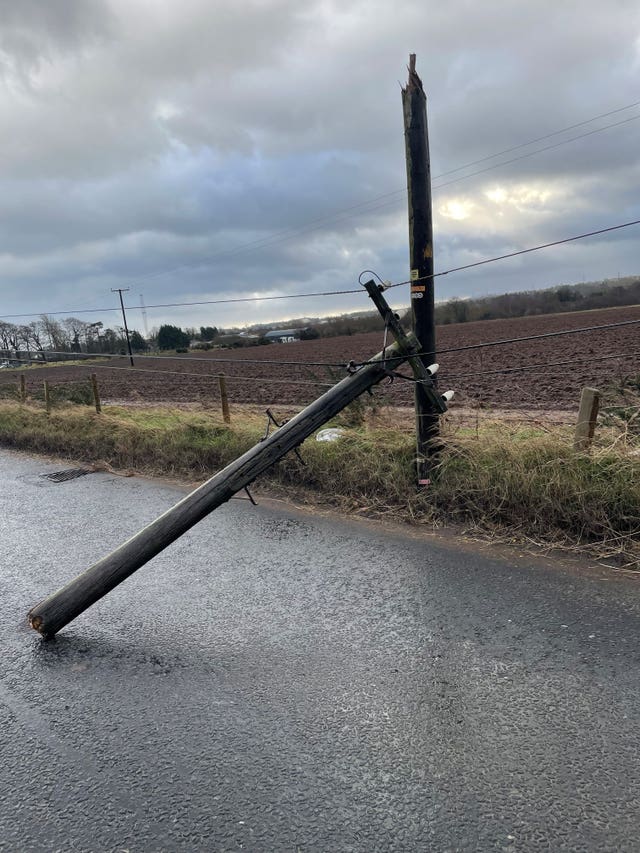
264, 329, 300, 343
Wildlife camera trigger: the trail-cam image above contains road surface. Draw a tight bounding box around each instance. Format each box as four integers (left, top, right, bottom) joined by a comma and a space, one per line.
0, 448, 639, 852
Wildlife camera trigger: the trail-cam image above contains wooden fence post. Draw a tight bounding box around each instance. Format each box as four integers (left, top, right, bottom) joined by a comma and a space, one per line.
90, 373, 102, 414
19, 374, 26, 404
44, 381, 51, 415
218, 374, 231, 424
574, 387, 600, 451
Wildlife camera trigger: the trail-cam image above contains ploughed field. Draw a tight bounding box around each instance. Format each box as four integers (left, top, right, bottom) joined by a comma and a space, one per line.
3, 305, 639, 412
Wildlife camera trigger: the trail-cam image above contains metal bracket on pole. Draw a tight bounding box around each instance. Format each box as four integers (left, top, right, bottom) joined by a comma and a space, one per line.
363, 280, 447, 415
262, 409, 305, 466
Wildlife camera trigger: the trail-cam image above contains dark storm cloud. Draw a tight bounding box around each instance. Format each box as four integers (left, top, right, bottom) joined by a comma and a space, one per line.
0, 0, 638, 328
0, 0, 114, 75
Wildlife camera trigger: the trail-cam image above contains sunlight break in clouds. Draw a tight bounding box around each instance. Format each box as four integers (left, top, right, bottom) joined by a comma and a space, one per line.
0, 0, 638, 327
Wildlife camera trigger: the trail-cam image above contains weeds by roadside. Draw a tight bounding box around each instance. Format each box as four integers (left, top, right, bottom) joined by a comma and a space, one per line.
0, 401, 637, 568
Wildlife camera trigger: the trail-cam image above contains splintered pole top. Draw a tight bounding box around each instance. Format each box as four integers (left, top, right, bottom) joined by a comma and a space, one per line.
404, 53, 423, 94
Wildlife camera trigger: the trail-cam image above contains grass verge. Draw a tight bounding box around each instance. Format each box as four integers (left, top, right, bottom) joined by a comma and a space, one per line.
0, 401, 638, 568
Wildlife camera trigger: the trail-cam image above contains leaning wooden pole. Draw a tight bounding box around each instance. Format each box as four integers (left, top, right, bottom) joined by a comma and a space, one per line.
402, 53, 438, 485
28, 336, 428, 638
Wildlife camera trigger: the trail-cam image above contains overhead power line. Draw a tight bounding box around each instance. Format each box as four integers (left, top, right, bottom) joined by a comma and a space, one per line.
87, 363, 333, 387
387, 218, 640, 286
4, 313, 640, 376
2, 217, 638, 321
8, 347, 638, 393
432, 99, 640, 180
1, 98, 635, 317
107, 101, 640, 289
439, 348, 640, 379
34, 349, 347, 368
361, 316, 640, 366
430, 113, 640, 192
105, 108, 640, 291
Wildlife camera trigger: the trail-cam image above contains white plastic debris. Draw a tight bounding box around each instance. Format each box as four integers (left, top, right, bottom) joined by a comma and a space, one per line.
316, 428, 346, 443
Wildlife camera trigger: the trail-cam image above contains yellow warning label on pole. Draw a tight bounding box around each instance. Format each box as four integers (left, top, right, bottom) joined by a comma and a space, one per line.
410, 269, 420, 281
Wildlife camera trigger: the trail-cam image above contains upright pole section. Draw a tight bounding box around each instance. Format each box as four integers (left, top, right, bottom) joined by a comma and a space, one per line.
112, 287, 135, 366
402, 53, 438, 485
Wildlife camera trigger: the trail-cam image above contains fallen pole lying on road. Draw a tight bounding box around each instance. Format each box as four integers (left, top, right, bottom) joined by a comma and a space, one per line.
28, 285, 450, 638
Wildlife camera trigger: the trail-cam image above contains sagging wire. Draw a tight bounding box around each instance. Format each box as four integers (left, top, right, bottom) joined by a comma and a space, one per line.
27, 349, 352, 369
384, 218, 640, 289
358, 270, 390, 289
86, 362, 333, 387
353, 316, 640, 368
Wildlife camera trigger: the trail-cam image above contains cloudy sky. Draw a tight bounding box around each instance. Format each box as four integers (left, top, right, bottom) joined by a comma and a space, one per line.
0, 0, 638, 334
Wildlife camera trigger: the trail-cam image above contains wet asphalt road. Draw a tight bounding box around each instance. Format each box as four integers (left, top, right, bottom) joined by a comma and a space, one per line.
1, 448, 639, 852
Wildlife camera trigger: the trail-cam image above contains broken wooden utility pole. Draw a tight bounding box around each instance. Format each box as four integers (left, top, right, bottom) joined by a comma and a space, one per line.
402, 53, 438, 486
27, 284, 451, 638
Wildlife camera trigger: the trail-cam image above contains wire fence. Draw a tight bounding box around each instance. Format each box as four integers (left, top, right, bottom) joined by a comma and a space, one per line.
2, 337, 638, 454
0, 247, 638, 452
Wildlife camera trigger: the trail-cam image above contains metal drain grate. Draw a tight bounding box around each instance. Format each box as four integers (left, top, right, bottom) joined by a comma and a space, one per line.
40, 468, 93, 483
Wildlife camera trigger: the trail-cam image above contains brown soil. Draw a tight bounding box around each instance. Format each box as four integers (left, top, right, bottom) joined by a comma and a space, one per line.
2, 305, 639, 412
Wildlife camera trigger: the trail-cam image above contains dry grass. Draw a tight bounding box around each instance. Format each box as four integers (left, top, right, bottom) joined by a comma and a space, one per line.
0, 400, 638, 568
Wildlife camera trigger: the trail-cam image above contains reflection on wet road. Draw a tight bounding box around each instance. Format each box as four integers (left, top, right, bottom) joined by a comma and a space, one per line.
1, 448, 639, 852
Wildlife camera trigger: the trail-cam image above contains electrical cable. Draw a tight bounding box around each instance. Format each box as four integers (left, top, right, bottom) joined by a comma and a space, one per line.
429, 348, 640, 379
432, 99, 640, 180
24, 349, 349, 369
386, 219, 640, 287
1, 101, 638, 322
4, 312, 640, 376
0, 285, 362, 319
355, 318, 640, 367
356, 316, 640, 366
436, 316, 640, 357
85, 363, 334, 387
3, 216, 638, 321
431, 113, 640, 192
59, 103, 640, 290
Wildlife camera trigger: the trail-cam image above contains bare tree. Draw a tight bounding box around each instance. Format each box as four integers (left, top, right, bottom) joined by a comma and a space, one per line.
39, 315, 66, 352
27, 321, 48, 361
0, 321, 14, 359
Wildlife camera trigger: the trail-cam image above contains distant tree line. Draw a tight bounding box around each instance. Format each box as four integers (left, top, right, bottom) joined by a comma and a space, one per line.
2, 277, 636, 361
433, 277, 640, 325
0, 315, 148, 361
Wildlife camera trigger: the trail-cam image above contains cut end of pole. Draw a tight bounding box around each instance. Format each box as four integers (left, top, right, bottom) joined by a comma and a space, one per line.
27, 611, 50, 638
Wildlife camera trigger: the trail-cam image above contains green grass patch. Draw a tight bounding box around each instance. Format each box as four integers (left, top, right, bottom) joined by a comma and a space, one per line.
0, 402, 638, 567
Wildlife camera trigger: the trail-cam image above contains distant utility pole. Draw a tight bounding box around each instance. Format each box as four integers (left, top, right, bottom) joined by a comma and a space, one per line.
111, 288, 134, 366
140, 294, 149, 339
402, 53, 438, 486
